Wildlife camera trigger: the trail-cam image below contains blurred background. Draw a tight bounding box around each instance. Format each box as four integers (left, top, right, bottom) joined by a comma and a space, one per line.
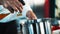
24, 0, 45, 18
18, 0, 60, 34
55, 0, 60, 18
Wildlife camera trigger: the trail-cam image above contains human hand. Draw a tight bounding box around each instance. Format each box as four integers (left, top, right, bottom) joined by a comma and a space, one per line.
0, 0, 23, 13
26, 10, 37, 20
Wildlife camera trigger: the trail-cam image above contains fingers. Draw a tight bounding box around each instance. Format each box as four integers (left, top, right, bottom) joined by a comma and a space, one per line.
26, 11, 37, 20
7, 6, 14, 13
3, 2, 14, 13
3, 0, 23, 13
14, 1, 23, 13
3, 2, 8, 8
28, 16, 37, 20
16, 1, 23, 9
6, 1, 18, 11
7, 1, 23, 13
27, 16, 37, 20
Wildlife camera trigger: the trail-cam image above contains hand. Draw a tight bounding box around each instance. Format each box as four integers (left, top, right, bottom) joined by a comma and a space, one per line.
0, 0, 23, 13
26, 10, 37, 20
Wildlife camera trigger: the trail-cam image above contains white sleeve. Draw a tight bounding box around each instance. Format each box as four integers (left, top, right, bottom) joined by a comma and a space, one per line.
23, 5, 32, 11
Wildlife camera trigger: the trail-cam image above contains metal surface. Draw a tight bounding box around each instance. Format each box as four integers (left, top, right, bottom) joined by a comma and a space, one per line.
18, 18, 60, 34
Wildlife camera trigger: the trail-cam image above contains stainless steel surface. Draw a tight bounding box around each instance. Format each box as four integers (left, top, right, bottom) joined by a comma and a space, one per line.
17, 18, 60, 34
